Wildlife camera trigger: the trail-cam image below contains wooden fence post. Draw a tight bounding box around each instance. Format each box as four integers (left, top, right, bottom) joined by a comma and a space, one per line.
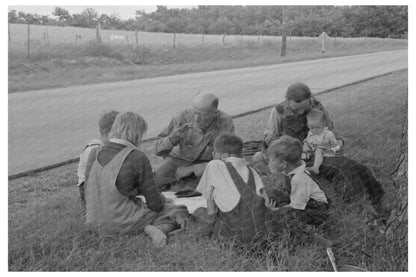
126, 35, 129, 46
222, 32, 226, 45
27, 23, 30, 59
173, 32, 176, 49
96, 23, 102, 43
46, 25, 49, 44
135, 30, 139, 51
281, 6, 287, 57
202, 33, 204, 47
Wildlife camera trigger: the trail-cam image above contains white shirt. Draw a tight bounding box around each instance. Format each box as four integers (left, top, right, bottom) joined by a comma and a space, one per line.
287, 161, 328, 210
196, 157, 265, 212
77, 139, 103, 186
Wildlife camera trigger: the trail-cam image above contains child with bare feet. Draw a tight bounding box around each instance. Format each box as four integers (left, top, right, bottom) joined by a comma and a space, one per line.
143, 198, 186, 248
303, 108, 342, 174
84, 112, 188, 248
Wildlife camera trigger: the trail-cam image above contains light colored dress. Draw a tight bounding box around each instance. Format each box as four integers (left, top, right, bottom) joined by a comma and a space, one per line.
304, 127, 340, 156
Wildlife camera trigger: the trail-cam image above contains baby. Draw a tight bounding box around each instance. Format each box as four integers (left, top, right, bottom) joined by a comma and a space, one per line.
303, 108, 341, 174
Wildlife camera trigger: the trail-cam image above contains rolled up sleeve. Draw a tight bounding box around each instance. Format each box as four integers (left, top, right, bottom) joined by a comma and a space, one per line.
264, 109, 281, 147
155, 136, 176, 157
155, 110, 193, 157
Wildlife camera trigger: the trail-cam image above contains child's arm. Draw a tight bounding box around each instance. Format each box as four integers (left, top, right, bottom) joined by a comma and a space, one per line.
266, 199, 290, 211
302, 141, 312, 160
206, 196, 218, 216
196, 167, 218, 217
325, 131, 342, 154
259, 187, 269, 203
77, 145, 97, 184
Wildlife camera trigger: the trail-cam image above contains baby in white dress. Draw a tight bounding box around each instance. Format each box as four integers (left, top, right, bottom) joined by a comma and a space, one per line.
303, 108, 342, 174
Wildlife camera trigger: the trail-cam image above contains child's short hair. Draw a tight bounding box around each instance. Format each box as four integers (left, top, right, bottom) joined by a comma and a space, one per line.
267, 135, 302, 164
214, 133, 243, 156
307, 108, 325, 123
99, 110, 119, 136
286, 82, 312, 103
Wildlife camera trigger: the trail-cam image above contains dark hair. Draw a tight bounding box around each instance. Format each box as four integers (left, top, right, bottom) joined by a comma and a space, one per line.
214, 133, 243, 156
286, 82, 312, 103
267, 135, 302, 164
307, 108, 325, 122
99, 110, 119, 136
211, 97, 219, 110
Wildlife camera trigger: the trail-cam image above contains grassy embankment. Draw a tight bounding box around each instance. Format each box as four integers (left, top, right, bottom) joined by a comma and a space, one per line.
8, 70, 407, 271
8, 23, 407, 93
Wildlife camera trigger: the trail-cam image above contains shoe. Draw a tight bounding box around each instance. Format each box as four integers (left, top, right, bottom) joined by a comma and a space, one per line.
158, 183, 172, 192
175, 189, 202, 198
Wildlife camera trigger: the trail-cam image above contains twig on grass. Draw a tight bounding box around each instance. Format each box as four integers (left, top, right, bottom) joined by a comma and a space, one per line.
326, 247, 338, 271
62, 236, 79, 264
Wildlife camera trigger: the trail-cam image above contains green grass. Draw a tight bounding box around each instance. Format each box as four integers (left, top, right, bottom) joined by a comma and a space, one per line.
8, 70, 407, 271
8, 23, 407, 93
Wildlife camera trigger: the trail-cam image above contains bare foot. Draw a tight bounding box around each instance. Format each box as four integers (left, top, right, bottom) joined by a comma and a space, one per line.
144, 225, 167, 248
307, 166, 320, 174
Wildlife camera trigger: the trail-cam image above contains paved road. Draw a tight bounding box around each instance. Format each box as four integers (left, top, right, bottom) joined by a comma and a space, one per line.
9, 49, 407, 175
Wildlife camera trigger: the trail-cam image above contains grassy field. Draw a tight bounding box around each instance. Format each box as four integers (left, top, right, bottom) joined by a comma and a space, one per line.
8, 70, 407, 271
8, 23, 407, 93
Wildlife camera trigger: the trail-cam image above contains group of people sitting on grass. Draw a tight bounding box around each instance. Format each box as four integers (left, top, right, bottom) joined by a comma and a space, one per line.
76, 82, 387, 248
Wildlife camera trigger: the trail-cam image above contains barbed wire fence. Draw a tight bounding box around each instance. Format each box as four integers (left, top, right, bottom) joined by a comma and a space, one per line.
9, 22, 400, 62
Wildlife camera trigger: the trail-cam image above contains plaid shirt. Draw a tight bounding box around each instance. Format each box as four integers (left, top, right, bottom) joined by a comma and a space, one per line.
155, 108, 235, 162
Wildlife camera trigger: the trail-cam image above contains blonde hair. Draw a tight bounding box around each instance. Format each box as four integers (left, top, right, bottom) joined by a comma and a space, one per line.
108, 112, 148, 146
307, 108, 325, 123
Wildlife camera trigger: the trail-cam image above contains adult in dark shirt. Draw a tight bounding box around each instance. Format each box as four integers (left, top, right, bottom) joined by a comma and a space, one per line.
253, 82, 385, 216
85, 112, 188, 247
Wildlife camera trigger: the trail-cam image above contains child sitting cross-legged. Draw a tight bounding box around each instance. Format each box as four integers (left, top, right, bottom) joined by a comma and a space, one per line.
303, 108, 342, 174
267, 135, 330, 229
194, 133, 275, 245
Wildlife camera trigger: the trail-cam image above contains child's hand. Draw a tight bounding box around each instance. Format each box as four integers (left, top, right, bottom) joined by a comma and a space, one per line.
330, 145, 341, 155
301, 152, 311, 160
266, 199, 280, 211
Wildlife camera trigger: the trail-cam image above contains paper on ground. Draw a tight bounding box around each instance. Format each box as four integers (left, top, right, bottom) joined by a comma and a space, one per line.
162, 191, 207, 214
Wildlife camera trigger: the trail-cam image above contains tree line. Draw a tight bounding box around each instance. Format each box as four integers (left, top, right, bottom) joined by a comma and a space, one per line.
8, 5, 408, 38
